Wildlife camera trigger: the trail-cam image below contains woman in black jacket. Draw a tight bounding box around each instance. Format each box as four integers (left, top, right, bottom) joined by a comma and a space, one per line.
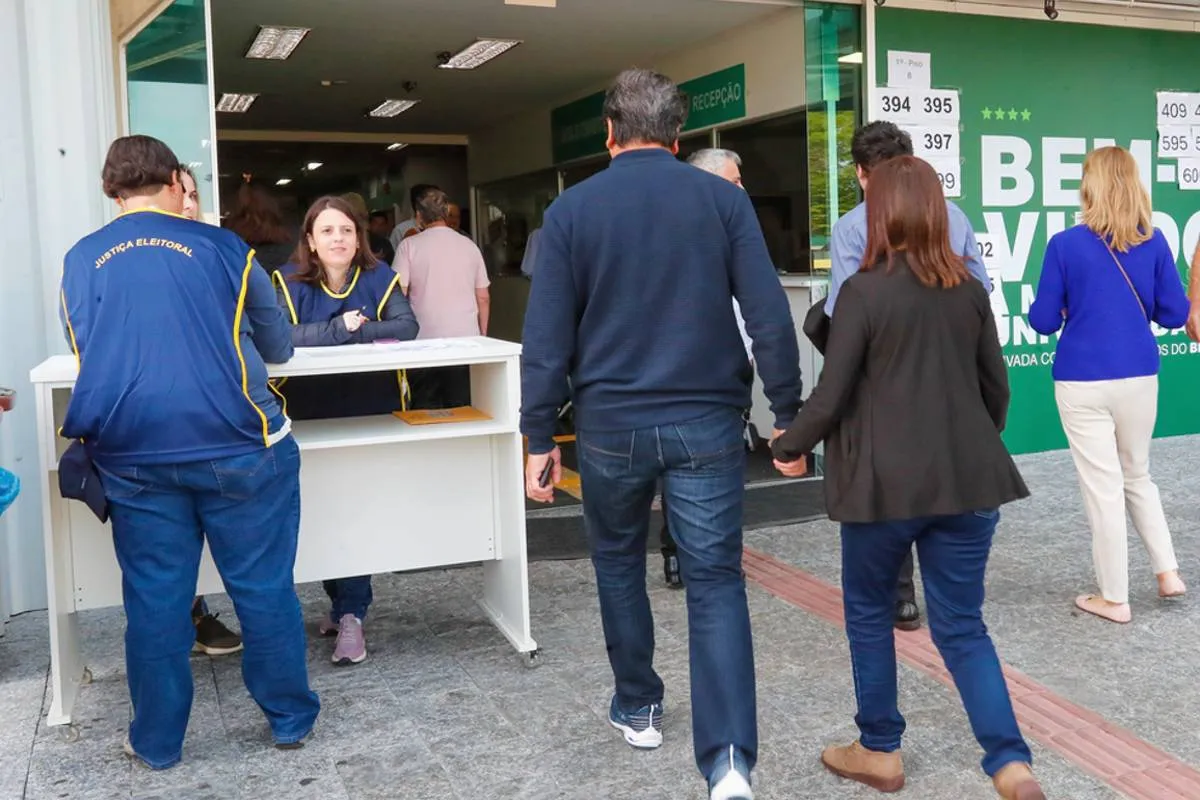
772, 156, 1041, 800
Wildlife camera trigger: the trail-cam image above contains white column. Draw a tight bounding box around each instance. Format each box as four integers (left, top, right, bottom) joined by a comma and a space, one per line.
0, 0, 117, 613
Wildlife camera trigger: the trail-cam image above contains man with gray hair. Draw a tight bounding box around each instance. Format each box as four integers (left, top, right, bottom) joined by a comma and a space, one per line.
521, 68, 803, 800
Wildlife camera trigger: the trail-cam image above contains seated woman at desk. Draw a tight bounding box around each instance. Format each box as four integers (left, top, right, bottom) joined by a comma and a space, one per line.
273, 195, 418, 666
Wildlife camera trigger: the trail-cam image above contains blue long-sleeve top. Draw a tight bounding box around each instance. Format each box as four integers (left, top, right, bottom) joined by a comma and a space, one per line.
1029, 225, 1188, 381
59, 208, 294, 465
519, 148, 802, 454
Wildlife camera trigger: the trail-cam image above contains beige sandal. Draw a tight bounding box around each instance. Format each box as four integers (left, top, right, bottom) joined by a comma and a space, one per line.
1157, 571, 1186, 598
1074, 594, 1131, 624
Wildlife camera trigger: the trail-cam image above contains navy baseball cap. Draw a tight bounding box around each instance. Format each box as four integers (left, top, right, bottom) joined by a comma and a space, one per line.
58, 441, 109, 523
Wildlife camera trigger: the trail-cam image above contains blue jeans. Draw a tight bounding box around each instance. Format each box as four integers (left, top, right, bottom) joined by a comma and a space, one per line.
840, 511, 1032, 777
577, 408, 755, 781
323, 576, 373, 621
97, 436, 319, 768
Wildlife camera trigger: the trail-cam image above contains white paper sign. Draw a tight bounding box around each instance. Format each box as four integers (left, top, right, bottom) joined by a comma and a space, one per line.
1179, 159, 1200, 190
871, 86, 960, 126
1156, 91, 1200, 125
887, 51, 931, 89
923, 156, 961, 198
1158, 126, 1195, 158
907, 124, 961, 160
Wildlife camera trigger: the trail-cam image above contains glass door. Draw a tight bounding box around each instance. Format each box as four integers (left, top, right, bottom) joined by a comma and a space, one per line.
121, 0, 219, 221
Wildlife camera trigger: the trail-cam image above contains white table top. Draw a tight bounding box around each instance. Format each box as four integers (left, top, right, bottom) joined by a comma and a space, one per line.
30, 337, 522, 387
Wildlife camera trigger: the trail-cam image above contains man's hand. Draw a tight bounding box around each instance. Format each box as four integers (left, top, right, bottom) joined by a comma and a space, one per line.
773, 455, 807, 478
1187, 304, 1200, 343
525, 446, 562, 504
770, 428, 786, 443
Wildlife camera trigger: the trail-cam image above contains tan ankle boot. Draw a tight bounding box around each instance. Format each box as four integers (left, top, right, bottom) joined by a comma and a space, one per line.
993, 762, 1045, 800
821, 741, 904, 793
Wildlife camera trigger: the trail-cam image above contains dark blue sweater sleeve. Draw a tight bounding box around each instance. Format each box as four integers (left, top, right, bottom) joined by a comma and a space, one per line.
520, 210, 576, 454
1152, 232, 1189, 329
725, 190, 802, 429
244, 258, 294, 363
1029, 235, 1066, 336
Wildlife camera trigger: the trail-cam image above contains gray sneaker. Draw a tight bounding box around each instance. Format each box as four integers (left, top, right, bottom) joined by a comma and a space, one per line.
331, 614, 366, 666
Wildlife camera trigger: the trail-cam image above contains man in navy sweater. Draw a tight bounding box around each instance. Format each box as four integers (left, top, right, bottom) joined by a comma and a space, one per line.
521, 68, 802, 800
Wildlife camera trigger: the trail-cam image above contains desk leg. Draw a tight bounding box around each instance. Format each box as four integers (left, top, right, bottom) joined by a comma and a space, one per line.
480, 434, 537, 657
47, 608, 85, 728
42, 477, 87, 730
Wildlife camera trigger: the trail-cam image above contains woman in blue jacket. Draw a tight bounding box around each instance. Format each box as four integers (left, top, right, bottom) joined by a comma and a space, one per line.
274, 195, 418, 665
1029, 146, 1189, 624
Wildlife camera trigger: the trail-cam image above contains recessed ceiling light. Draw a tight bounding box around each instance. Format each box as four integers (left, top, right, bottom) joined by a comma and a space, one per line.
368, 99, 420, 118
838, 51, 863, 64
276, 178, 292, 186
245, 26, 310, 60
386, 142, 408, 151
437, 39, 522, 70
304, 162, 323, 171
216, 93, 258, 113
320, 79, 349, 87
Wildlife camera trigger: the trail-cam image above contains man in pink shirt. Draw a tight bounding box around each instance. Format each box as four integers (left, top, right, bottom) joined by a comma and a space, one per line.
394, 188, 491, 407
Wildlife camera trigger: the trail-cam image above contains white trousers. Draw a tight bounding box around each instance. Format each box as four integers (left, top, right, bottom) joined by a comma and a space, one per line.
1055, 376, 1178, 604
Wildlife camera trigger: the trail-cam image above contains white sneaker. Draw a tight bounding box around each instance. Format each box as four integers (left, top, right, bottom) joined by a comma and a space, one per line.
709, 745, 754, 800
710, 770, 753, 800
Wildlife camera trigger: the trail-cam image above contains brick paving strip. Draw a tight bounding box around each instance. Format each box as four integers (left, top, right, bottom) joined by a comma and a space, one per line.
742, 547, 1200, 800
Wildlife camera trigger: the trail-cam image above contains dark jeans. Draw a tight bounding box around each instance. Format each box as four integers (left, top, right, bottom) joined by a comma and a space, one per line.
97, 436, 319, 768
840, 510, 1032, 777
411, 365, 471, 409
577, 408, 755, 781
323, 576, 373, 621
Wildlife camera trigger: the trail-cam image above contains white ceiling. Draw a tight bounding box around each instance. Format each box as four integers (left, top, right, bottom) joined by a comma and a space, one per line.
211, 0, 786, 136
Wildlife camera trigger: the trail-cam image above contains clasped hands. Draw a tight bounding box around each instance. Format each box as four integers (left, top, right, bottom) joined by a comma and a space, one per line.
770, 427, 807, 478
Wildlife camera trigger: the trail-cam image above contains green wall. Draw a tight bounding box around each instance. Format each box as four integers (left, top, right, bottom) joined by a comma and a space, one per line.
876, 9, 1200, 454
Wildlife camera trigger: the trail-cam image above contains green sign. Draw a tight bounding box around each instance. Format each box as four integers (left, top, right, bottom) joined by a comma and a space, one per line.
551, 64, 747, 164
876, 10, 1200, 454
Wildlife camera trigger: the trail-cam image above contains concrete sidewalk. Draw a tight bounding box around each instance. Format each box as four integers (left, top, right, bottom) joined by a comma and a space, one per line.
2, 437, 1198, 798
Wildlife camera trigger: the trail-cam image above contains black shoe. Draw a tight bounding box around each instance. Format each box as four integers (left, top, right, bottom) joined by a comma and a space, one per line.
193, 612, 244, 656
895, 601, 921, 631
663, 552, 683, 589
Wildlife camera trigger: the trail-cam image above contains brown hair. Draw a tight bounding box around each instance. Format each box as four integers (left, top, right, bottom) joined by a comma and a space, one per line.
224, 182, 291, 245
288, 196, 380, 286
1080, 146, 1153, 252
101, 135, 181, 200
415, 188, 452, 226
861, 156, 968, 289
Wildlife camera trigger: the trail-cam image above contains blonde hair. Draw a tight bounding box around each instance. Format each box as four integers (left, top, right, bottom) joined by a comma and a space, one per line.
1080, 146, 1152, 252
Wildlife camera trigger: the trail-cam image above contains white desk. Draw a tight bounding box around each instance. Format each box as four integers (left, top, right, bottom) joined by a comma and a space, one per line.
30, 337, 537, 735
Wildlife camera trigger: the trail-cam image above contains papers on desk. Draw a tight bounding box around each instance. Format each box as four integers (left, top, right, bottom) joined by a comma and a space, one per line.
394, 406, 493, 425
372, 339, 482, 351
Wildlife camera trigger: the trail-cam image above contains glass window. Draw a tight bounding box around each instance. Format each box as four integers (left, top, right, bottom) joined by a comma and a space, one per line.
476, 169, 559, 277
716, 113, 809, 274
804, 2, 863, 274
124, 0, 216, 220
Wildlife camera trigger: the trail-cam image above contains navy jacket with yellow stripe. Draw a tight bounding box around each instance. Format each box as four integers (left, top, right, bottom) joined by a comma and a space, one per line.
59, 208, 294, 466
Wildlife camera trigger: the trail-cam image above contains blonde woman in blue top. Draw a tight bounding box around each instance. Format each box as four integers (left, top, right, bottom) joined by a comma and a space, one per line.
1029, 146, 1189, 624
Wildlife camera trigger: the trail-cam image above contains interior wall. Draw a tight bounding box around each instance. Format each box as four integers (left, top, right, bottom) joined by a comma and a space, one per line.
468, 7, 807, 186
400, 150, 471, 211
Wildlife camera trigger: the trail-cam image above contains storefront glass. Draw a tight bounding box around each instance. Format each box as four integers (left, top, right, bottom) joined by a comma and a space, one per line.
124, 0, 216, 220
476, 169, 559, 277
716, 113, 808, 274
804, 2, 863, 274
